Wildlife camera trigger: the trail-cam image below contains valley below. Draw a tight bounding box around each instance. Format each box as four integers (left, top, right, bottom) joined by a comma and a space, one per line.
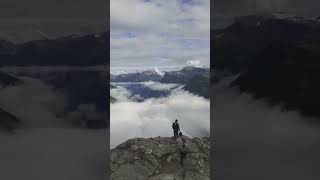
213, 13, 320, 179
110, 66, 210, 148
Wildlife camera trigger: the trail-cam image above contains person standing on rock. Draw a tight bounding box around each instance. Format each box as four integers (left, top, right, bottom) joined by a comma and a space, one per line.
176, 132, 187, 166
172, 119, 180, 139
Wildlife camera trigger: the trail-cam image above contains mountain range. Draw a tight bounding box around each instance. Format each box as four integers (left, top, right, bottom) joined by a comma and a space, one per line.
0, 32, 108, 66
213, 13, 320, 118
0, 32, 109, 131
111, 70, 162, 82
111, 66, 210, 99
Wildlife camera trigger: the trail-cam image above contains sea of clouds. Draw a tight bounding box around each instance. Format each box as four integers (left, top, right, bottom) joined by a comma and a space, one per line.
0, 76, 107, 180
110, 84, 210, 148
213, 74, 320, 179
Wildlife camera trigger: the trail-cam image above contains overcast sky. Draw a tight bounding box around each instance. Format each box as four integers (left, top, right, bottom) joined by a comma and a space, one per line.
0, 0, 108, 43
213, 0, 320, 28
110, 0, 210, 72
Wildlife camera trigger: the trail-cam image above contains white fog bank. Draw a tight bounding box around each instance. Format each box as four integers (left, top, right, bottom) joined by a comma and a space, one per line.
110, 88, 210, 148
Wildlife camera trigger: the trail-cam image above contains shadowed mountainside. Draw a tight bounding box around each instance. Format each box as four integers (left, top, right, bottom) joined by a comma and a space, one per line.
0, 32, 108, 66
111, 67, 210, 99
213, 13, 320, 119
0, 71, 22, 132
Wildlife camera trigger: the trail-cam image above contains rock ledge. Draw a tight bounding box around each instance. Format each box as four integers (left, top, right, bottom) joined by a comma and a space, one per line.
110, 136, 210, 180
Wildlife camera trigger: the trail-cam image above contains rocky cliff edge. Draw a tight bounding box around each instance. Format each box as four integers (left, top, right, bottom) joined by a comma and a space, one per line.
110, 136, 210, 180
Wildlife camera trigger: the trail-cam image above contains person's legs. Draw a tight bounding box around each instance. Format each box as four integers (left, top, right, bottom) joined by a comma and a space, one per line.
174, 130, 178, 138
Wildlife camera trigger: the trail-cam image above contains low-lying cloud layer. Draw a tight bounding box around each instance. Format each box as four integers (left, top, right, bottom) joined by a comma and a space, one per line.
214, 75, 320, 179
142, 81, 181, 91
0, 77, 67, 128
110, 87, 210, 148
0, 76, 107, 179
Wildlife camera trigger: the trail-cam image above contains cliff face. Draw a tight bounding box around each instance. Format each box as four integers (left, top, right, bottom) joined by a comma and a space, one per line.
110, 136, 210, 180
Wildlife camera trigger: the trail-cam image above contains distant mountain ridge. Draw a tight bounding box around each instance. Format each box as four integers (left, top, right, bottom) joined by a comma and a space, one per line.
213, 13, 320, 118
111, 70, 162, 82
161, 66, 210, 84
213, 13, 320, 72
111, 66, 210, 99
111, 66, 209, 83
0, 32, 108, 66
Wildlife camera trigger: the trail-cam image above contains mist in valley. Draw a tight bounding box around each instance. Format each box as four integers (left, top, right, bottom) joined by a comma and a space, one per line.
110, 83, 210, 148
214, 75, 320, 179
0, 74, 107, 180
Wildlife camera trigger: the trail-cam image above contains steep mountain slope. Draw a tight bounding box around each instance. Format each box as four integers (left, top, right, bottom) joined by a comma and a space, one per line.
0, 71, 22, 132
0, 108, 20, 133
213, 13, 320, 72
14, 70, 108, 128
161, 66, 209, 84
213, 13, 320, 118
0, 71, 22, 86
184, 74, 210, 99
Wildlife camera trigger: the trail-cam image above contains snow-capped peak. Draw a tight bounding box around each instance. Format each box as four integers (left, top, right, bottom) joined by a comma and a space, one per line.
154, 67, 165, 76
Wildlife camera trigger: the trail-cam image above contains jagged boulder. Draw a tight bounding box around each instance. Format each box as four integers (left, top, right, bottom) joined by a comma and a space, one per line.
110, 136, 210, 180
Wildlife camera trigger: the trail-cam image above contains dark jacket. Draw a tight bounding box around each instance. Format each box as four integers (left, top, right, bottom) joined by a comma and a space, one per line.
172, 122, 180, 131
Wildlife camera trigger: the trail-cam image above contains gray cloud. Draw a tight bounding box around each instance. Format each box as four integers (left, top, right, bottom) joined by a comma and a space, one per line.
0, 77, 67, 128
214, 74, 320, 179
0, 75, 107, 179
111, 0, 210, 70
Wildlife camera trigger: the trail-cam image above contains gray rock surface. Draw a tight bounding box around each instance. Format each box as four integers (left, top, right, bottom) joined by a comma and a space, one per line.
110, 136, 210, 180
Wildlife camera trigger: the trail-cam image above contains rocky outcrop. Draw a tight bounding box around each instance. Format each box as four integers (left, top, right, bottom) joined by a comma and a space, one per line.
110, 136, 210, 180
